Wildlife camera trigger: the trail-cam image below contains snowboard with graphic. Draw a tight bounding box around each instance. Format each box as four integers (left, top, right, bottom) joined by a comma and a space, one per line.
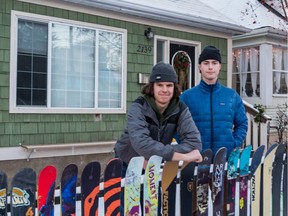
211, 147, 227, 216
124, 156, 144, 216
180, 161, 196, 216
196, 149, 212, 216
261, 143, 278, 216
226, 147, 241, 215
143, 155, 162, 216
238, 145, 252, 216
11, 168, 36, 216
103, 158, 122, 216
0, 171, 7, 216
249, 145, 265, 216
38, 165, 57, 216
161, 161, 179, 216
60, 164, 78, 216
272, 144, 286, 216
81, 161, 101, 216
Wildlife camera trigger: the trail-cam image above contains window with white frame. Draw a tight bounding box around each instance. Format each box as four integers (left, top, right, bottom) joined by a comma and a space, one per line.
10, 11, 127, 114
232, 47, 260, 97
273, 46, 288, 95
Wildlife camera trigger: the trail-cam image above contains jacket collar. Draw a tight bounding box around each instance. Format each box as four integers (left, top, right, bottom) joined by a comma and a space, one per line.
199, 79, 221, 92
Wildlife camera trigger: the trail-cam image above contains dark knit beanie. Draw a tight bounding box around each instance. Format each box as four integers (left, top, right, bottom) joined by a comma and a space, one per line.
198, 45, 222, 64
149, 62, 178, 83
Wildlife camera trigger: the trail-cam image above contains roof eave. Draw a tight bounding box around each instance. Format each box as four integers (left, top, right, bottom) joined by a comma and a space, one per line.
62, 0, 250, 35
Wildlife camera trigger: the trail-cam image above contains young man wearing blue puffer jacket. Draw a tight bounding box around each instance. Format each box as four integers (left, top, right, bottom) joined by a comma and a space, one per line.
180, 45, 248, 156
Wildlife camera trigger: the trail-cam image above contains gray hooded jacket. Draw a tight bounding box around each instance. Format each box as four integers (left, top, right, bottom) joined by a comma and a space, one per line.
114, 96, 202, 164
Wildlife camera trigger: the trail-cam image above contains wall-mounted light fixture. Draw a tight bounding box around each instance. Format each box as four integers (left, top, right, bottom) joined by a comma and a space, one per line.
144, 27, 154, 40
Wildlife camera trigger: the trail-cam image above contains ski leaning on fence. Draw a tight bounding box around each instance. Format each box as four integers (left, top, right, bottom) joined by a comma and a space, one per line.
261, 143, 278, 216
37, 165, 57, 216
103, 158, 122, 216
161, 160, 179, 216
0, 171, 7, 216
196, 149, 213, 216
124, 156, 144, 216
249, 145, 265, 216
271, 144, 286, 216
143, 155, 162, 216
226, 147, 241, 215
180, 160, 196, 216
81, 161, 101, 216
60, 163, 78, 216
11, 168, 36, 216
211, 147, 227, 216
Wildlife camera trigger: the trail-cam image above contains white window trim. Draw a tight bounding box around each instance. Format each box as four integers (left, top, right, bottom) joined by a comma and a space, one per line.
10, 10, 127, 114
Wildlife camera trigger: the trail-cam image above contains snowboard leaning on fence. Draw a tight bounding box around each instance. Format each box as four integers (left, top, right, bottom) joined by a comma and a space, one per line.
103, 158, 122, 216
143, 155, 162, 216
81, 161, 101, 216
180, 160, 196, 216
11, 168, 36, 216
226, 147, 241, 215
124, 156, 144, 216
238, 145, 252, 216
0, 171, 7, 216
196, 149, 213, 216
161, 160, 179, 215
60, 163, 78, 216
37, 165, 57, 216
211, 147, 227, 216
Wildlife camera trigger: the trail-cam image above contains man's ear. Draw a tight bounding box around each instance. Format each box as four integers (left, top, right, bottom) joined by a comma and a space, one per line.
198, 64, 201, 73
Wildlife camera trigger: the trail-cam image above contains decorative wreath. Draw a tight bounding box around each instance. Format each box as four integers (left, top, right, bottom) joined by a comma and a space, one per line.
173, 51, 190, 72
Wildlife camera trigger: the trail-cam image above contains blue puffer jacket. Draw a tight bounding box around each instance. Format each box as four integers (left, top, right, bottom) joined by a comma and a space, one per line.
180, 80, 248, 155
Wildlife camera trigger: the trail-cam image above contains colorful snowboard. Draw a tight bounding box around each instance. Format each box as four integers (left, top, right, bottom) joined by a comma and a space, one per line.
81, 161, 101, 216
124, 156, 144, 216
103, 158, 122, 216
180, 161, 196, 216
272, 144, 286, 216
0, 171, 7, 216
226, 147, 241, 215
161, 161, 179, 216
60, 164, 78, 216
261, 143, 278, 216
143, 155, 162, 216
196, 149, 213, 216
38, 165, 57, 216
238, 145, 252, 216
249, 145, 265, 216
211, 147, 227, 216
11, 168, 36, 216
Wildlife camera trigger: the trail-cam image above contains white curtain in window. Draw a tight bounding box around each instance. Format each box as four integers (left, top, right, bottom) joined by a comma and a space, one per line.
236, 49, 249, 97
250, 48, 258, 97
284, 49, 288, 89
274, 48, 282, 93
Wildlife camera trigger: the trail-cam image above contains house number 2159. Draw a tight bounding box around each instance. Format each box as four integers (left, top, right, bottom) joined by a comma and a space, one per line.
137, 45, 152, 53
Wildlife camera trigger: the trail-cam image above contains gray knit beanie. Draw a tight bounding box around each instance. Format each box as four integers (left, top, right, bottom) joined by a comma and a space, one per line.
199, 45, 222, 64
149, 62, 178, 83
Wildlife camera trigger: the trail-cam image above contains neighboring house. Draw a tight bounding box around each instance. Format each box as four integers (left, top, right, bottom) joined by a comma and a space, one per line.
202, 0, 288, 143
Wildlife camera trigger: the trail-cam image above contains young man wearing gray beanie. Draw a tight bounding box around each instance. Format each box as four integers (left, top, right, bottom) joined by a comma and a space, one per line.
115, 61, 203, 215
180, 46, 248, 156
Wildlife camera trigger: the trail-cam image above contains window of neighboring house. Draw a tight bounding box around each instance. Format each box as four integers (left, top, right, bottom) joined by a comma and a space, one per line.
232, 47, 260, 97
10, 11, 127, 114
273, 46, 288, 95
